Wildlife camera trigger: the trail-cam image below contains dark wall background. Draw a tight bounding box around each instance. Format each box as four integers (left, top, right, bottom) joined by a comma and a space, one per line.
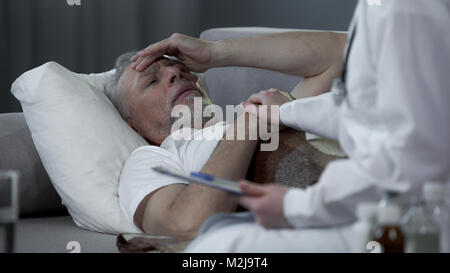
0, 0, 357, 113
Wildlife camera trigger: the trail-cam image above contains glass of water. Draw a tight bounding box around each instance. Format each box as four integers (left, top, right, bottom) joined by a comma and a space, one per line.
0, 170, 19, 253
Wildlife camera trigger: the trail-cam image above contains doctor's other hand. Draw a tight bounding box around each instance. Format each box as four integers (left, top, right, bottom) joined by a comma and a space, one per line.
237, 180, 292, 229
241, 88, 293, 131
132, 33, 216, 73
242, 88, 293, 107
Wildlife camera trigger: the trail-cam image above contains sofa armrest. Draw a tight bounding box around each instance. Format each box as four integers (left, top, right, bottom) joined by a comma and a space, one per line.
0, 113, 66, 217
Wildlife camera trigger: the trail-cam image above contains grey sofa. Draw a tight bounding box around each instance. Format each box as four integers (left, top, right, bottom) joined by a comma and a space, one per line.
0, 27, 305, 253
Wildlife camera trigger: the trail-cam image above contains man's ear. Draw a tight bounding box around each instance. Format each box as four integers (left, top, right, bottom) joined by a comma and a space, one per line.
126, 118, 145, 139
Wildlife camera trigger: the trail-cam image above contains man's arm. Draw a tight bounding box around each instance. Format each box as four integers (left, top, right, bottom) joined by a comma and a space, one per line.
214, 31, 346, 78
135, 113, 258, 240
132, 31, 346, 79
289, 62, 343, 99
217, 31, 346, 99
132, 31, 345, 100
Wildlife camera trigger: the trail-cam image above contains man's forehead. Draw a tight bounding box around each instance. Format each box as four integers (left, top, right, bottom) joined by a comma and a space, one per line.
119, 56, 177, 89
143, 55, 184, 70
142, 56, 182, 73
128, 56, 184, 80
119, 57, 166, 83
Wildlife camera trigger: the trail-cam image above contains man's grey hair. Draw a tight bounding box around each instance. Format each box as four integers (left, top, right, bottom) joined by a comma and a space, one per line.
106, 51, 138, 119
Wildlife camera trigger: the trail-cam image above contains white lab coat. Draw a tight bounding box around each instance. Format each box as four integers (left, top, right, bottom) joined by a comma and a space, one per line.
185, 0, 450, 252
281, 0, 450, 229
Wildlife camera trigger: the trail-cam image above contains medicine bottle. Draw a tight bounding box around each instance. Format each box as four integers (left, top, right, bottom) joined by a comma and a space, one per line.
372, 204, 404, 253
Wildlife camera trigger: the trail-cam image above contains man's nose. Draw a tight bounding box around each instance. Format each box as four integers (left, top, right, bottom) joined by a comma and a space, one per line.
162, 66, 182, 86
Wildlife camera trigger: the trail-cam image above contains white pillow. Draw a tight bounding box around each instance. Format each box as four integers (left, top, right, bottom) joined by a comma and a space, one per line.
11, 62, 147, 234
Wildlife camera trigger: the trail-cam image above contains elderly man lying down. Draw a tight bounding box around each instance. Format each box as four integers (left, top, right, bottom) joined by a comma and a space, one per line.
106, 45, 344, 240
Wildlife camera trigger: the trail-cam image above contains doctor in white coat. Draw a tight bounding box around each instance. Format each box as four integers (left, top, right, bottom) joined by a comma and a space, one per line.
131, 0, 450, 252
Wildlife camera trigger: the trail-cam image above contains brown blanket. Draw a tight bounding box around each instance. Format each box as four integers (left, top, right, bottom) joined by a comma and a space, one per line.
117, 129, 346, 253
247, 128, 344, 188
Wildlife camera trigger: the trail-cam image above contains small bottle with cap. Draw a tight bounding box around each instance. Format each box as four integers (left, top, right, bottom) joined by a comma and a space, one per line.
423, 181, 449, 253
352, 202, 378, 253
372, 203, 404, 253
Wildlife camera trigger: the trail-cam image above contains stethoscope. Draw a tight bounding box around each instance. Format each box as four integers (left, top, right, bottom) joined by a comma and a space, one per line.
332, 20, 358, 107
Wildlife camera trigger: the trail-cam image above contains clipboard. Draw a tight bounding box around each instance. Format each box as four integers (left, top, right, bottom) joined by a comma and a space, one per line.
152, 166, 244, 195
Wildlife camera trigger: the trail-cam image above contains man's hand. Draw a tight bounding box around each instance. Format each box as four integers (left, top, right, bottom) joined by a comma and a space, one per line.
241, 88, 293, 131
132, 33, 216, 72
237, 180, 292, 229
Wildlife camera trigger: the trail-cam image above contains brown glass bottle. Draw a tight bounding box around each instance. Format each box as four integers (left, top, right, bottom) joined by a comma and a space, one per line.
372, 204, 405, 253
373, 225, 404, 253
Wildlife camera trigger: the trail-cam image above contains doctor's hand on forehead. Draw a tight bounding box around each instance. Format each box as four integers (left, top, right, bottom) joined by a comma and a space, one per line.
131, 33, 217, 73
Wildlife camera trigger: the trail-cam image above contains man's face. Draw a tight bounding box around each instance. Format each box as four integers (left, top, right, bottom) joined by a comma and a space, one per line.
118, 57, 206, 145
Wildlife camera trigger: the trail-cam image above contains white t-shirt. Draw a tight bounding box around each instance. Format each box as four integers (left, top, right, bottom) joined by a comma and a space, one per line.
118, 121, 229, 227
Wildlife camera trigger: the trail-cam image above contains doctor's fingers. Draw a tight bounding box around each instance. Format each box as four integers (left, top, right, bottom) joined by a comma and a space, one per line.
238, 196, 276, 226
237, 182, 272, 210
247, 89, 281, 103
248, 89, 291, 106
237, 195, 270, 215
238, 196, 288, 228
238, 180, 268, 196
246, 93, 264, 105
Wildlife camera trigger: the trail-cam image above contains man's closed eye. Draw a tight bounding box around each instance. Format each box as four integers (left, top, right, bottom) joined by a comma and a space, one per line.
146, 79, 157, 87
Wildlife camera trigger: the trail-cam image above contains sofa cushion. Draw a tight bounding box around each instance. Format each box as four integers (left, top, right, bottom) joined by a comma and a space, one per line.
0, 113, 65, 216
